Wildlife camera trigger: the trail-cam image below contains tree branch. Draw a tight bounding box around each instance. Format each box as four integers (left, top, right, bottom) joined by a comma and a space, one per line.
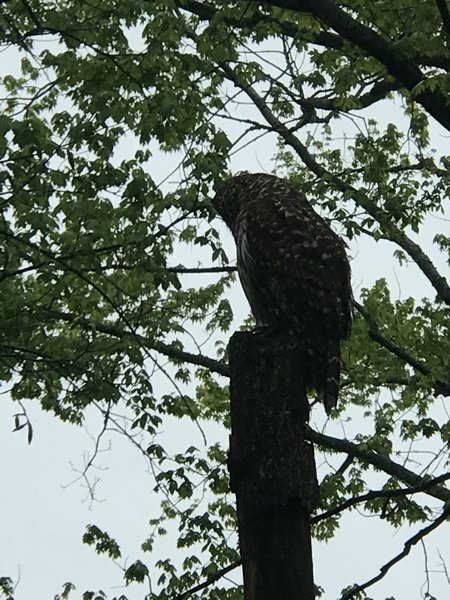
384, 229, 450, 306
339, 505, 450, 599
174, 560, 241, 599
181, 1, 449, 69
435, 0, 450, 35
258, 0, 450, 131
311, 78, 399, 111
306, 428, 450, 504
312, 472, 450, 525
42, 309, 230, 377
352, 300, 450, 397
178, 0, 344, 49
168, 265, 236, 274
259, 69, 398, 115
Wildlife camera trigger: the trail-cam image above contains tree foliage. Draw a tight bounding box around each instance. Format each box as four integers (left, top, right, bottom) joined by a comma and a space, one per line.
1, 0, 449, 598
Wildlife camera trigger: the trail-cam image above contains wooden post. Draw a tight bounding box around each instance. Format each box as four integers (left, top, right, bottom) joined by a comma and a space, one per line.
228, 331, 319, 600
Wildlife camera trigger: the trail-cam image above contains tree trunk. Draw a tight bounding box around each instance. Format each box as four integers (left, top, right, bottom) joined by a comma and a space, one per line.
228, 331, 319, 600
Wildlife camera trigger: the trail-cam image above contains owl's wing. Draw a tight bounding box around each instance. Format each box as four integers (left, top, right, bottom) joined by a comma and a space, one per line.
241, 192, 352, 339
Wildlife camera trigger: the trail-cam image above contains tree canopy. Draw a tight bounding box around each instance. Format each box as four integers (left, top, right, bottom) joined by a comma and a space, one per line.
1, 1, 449, 599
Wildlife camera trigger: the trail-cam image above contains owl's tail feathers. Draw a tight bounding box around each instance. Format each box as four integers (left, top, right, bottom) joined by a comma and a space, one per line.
324, 340, 341, 415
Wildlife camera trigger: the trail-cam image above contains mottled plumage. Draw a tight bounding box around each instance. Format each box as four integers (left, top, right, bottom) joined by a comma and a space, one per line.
213, 172, 352, 414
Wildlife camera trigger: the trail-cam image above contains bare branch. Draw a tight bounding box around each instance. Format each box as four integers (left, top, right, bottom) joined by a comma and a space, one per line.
339, 505, 450, 599
437, 549, 450, 584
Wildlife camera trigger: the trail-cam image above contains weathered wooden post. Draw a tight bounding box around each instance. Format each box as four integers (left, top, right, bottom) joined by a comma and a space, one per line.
228, 331, 320, 600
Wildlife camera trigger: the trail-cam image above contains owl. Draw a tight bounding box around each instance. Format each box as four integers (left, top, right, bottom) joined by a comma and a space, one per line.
212, 172, 352, 414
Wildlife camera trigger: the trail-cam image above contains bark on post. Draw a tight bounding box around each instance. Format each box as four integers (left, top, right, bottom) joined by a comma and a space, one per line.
228, 331, 320, 600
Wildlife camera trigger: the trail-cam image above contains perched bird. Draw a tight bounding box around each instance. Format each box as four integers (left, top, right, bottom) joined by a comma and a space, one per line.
212, 172, 352, 414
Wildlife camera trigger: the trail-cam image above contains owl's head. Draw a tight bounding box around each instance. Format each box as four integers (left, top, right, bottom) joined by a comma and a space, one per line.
213, 171, 273, 233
